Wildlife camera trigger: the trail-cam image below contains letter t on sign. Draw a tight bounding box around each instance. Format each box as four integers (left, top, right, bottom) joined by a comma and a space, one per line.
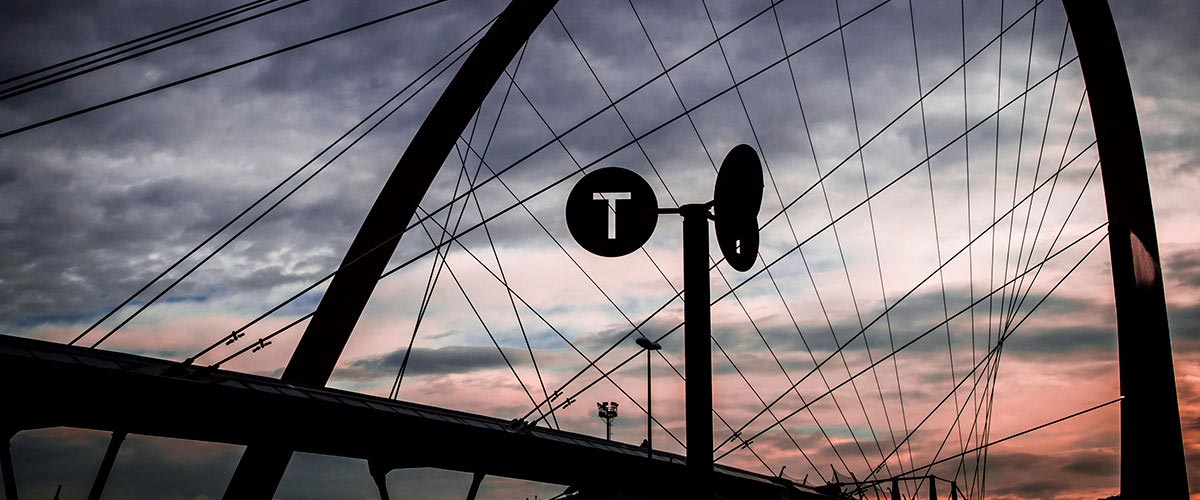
594, 192, 632, 239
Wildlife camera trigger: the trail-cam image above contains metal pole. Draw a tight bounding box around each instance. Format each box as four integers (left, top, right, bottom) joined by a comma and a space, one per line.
681, 203, 712, 500
86, 431, 126, 500
646, 349, 653, 460
1, 431, 16, 500
1061, 2, 1189, 498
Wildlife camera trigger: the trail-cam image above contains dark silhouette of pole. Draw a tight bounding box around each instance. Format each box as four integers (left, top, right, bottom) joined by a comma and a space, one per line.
1, 431, 16, 500
1062, 1, 1189, 498
636, 336, 661, 461
646, 350, 652, 458
369, 461, 390, 500
86, 431, 126, 500
681, 203, 713, 499
223, 1, 558, 498
465, 472, 485, 500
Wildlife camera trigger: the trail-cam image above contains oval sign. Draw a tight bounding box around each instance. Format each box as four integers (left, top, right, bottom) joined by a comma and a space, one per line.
713, 144, 763, 272
566, 167, 658, 257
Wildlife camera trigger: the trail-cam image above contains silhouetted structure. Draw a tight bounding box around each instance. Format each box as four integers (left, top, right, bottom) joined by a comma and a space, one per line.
0, 335, 830, 500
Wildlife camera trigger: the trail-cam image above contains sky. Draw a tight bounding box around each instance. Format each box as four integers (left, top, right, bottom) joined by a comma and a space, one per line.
0, 0, 1198, 499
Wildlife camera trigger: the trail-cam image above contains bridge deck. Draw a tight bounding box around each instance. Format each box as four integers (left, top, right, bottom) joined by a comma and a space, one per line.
0, 335, 830, 499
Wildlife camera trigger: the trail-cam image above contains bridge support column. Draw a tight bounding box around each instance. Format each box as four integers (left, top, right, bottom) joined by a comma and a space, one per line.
1, 430, 16, 500
86, 430, 126, 500
464, 472, 485, 500
369, 461, 390, 500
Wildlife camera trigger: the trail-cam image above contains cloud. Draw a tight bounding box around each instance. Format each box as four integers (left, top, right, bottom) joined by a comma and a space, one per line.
344, 344, 531, 379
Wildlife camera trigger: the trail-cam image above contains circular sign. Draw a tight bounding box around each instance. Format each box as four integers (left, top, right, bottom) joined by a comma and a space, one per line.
713, 144, 763, 272
566, 167, 658, 257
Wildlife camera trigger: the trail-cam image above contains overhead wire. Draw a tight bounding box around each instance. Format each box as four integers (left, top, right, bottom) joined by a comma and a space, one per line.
0, 0, 455, 140
0, 0, 275, 87
0, 0, 314, 101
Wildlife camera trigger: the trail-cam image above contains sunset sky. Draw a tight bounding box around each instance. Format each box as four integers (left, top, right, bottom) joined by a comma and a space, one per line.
1, 0, 1198, 499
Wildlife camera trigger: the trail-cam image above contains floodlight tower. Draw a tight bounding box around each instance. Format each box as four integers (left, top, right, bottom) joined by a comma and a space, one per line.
597, 402, 619, 440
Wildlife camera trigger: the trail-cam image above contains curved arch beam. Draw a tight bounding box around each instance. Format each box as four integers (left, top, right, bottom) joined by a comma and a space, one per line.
224, 1, 558, 498
1063, 1, 1189, 497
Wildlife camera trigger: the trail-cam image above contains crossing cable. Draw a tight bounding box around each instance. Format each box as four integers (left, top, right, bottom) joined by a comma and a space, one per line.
555, 7, 844, 471
892, 397, 1122, 481
861, 227, 1111, 490
1007, 92, 1092, 330
529, 58, 1080, 448
986, 9, 1045, 491
91, 15, 491, 351
411, 187, 688, 446
548, 11, 757, 431
707, 137, 1095, 465
832, 0, 908, 476
627, 4, 876, 470
445, 125, 770, 460
492, 35, 775, 446
0, 0, 455, 140
452, 48, 559, 421
0, 0, 274, 87
0, 0, 313, 101
393, 12, 1065, 429
411, 205, 553, 426
398, 2, 1048, 411
699, 0, 884, 474
710, 266, 851, 478
955, 88, 1091, 497
215, 54, 1080, 471
958, 0, 981, 482
391, 108, 486, 399
767, 0, 917, 476
710, 58, 1080, 454
1003, 21, 1071, 330
390, 42, 516, 397
209, 0, 1027, 394
530, 211, 1106, 459
715, 222, 1109, 463
626, 0, 718, 170
997, 2, 1042, 340
965, 23, 1075, 494
176, 18, 495, 359
551, 9, 680, 207
395, 46, 561, 428
907, 0, 968, 476
861, 153, 1100, 489
191, 0, 865, 356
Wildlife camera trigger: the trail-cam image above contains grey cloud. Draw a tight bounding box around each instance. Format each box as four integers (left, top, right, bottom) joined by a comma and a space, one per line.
345, 344, 530, 379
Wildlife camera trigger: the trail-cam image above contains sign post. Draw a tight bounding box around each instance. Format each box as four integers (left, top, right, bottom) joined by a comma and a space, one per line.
566, 145, 763, 499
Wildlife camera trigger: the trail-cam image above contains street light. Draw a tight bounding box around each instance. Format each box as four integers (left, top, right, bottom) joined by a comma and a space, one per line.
597, 401, 619, 440
635, 336, 661, 460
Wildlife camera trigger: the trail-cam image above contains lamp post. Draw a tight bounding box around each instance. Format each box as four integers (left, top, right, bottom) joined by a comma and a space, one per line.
635, 336, 662, 460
